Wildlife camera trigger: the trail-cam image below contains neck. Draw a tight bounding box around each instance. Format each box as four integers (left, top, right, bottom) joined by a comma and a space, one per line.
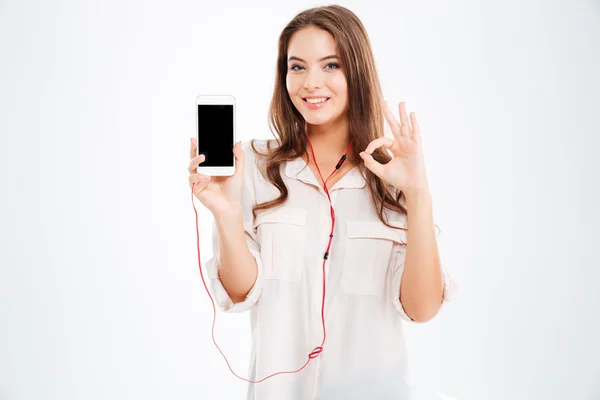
305, 118, 353, 165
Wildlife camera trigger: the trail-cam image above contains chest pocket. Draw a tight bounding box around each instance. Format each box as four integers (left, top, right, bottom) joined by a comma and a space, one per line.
341, 220, 406, 296
253, 206, 307, 282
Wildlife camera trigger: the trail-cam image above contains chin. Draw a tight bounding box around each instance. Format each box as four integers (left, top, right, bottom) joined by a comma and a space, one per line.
300, 107, 345, 127
303, 113, 335, 126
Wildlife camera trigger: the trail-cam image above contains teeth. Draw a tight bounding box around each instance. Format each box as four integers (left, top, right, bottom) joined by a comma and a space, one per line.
306, 97, 328, 104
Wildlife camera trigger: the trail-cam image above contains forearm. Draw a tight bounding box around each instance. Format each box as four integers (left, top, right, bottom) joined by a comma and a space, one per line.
400, 191, 444, 322
214, 207, 259, 304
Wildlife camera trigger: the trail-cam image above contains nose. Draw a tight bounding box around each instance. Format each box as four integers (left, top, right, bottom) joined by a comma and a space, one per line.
303, 69, 323, 91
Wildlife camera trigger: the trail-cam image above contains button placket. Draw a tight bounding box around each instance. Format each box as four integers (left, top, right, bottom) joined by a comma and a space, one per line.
310, 190, 336, 342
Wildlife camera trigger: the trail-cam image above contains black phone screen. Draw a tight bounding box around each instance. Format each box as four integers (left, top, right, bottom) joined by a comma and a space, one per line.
197, 104, 234, 167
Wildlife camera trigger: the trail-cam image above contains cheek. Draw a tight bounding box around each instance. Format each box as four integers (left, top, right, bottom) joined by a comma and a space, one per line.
330, 74, 348, 102
286, 73, 301, 96
286, 75, 306, 112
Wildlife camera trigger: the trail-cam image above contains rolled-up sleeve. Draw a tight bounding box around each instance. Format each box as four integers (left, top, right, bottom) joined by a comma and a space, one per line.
202, 140, 264, 313
390, 233, 456, 323
205, 224, 264, 313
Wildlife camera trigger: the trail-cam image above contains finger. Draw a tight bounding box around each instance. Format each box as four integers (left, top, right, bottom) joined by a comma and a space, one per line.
410, 112, 421, 141
188, 153, 206, 174
232, 141, 245, 178
359, 151, 385, 178
189, 173, 211, 184
189, 174, 211, 192
398, 102, 410, 128
191, 180, 210, 195
365, 137, 395, 155
398, 102, 411, 138
382, 101, 402, 140
190, 138, 197, 159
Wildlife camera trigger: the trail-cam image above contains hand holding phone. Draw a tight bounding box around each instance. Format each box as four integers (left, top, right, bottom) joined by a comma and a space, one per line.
188, 138, 245, 216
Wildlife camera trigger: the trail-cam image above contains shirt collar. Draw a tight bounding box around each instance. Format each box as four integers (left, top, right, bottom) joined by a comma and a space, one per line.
284, 156, 366, 190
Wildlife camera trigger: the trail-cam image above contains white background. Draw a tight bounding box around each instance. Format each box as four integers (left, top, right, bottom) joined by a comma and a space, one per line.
1, 0, 599, 399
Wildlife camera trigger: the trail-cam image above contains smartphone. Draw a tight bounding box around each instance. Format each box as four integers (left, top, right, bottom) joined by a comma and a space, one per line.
195, 95, 236, 176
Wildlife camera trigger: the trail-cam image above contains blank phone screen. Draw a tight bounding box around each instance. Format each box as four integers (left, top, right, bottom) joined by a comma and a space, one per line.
197, 104, 234, 167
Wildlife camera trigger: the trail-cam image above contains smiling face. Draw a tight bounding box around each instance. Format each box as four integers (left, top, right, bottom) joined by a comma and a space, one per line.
285, 26, 349, 127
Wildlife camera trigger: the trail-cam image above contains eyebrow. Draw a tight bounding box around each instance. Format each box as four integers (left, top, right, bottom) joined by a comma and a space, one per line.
288, 55, 339, 63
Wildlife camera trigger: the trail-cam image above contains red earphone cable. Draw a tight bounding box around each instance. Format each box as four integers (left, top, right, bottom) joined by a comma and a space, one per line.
191, 137, 353, 383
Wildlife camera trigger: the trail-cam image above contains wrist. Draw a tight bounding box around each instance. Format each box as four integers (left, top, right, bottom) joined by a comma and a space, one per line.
403, 189, 432, 209
214, 203, 243, 224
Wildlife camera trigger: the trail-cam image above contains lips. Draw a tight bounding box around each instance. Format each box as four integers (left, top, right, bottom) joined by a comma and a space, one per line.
303, 97, 330, 110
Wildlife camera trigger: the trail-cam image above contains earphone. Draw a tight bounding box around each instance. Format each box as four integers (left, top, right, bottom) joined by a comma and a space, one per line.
191, 135, 354, 383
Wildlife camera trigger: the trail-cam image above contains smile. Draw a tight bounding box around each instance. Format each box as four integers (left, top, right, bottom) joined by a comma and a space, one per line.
303, 97, 330, 109
303, 97, 330, 104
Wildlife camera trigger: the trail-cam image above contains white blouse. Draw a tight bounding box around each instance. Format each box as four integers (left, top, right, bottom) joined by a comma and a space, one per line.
204, 139, 455, 400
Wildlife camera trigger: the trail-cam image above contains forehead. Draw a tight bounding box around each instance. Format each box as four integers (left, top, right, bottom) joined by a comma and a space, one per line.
287, 26, 337, 60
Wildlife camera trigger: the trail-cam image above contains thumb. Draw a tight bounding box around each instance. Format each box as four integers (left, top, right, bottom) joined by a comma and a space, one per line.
233, 141, 245, 178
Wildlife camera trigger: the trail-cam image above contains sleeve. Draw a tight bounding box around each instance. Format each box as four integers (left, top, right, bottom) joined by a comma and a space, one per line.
390, 230, 457, 323
203, 141, 265, 313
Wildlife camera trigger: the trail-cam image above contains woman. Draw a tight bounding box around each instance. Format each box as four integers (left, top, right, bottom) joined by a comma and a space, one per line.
188, 5, 454, 399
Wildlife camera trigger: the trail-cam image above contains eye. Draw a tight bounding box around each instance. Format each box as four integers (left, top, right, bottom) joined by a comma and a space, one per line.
325, 63, 340, 70
290, 64, 304, 71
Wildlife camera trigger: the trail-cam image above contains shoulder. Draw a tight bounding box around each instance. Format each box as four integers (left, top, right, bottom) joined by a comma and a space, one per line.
240, 139, 281, 180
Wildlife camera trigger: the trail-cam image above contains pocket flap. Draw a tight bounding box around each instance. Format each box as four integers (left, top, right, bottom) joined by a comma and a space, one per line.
346, 220, 406, 243
254, 206, 307, 228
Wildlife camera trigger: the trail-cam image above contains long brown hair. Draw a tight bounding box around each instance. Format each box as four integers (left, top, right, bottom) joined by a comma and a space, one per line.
251, 5, 407, 230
